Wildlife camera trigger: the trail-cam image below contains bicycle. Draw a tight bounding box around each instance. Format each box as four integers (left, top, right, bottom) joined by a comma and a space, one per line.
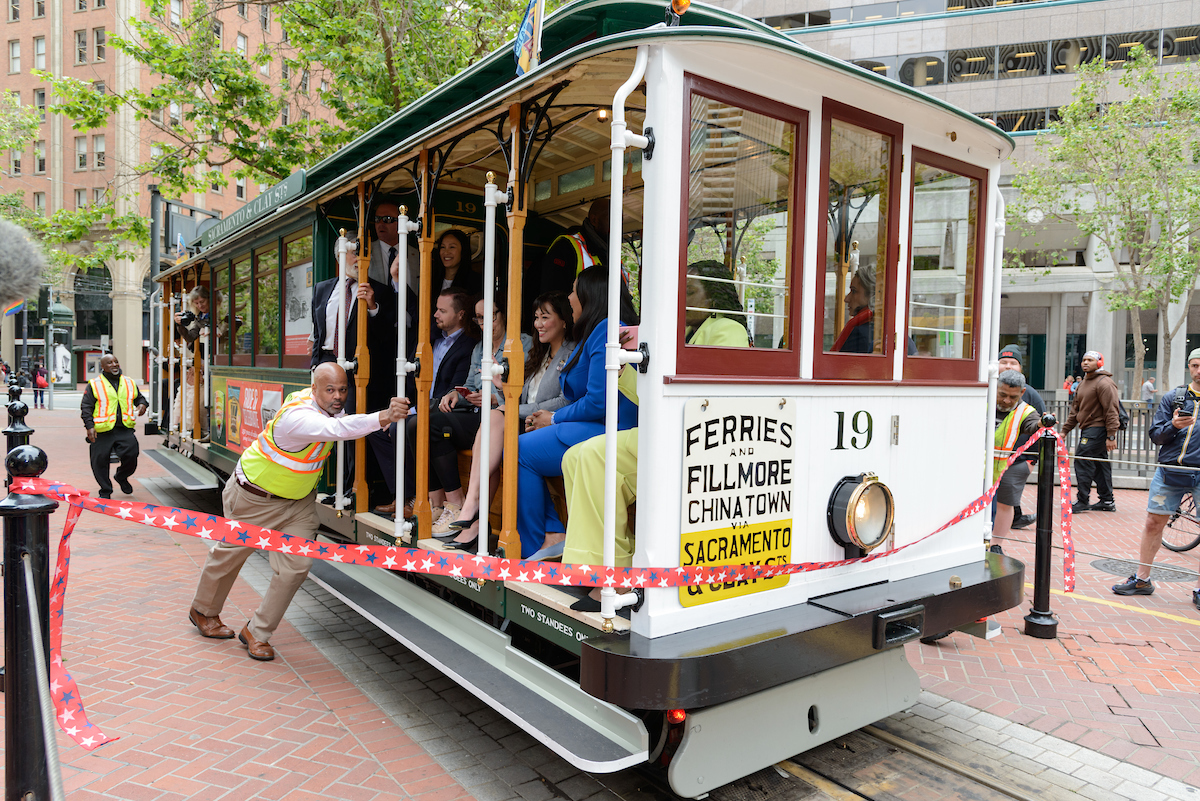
1165, 493, 1200, 552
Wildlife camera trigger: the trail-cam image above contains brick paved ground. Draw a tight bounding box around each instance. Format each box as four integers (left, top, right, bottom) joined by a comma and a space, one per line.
3, 402, 1200, 800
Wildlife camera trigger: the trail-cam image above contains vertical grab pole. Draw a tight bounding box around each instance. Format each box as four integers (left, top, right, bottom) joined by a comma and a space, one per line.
600, 46, 649, 626
395, 206, 420, 541
984, 190, 1006, 543
354, 182, 371, 513
479, 174, 502, 555
167, 292, 177, 436
334, 229, 353, 513
414, 150, 436, 538
499, 105, 527, 559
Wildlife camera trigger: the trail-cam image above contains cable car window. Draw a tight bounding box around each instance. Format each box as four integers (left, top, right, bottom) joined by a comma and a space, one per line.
677, 75, 806, 378
231, 254, 251, 363
282, 231, 313, 366
213, 263, 228, 362
254, 243, 280, 362
815, 100, 902, 380
904, 149, 985, 380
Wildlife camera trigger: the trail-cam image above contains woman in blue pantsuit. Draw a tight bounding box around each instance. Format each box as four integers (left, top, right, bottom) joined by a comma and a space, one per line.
518, 266, 637, 559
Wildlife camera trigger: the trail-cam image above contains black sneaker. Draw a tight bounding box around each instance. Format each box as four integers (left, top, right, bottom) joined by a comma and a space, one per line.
989, 543, 1004, 554
1112, 575, 1154, 596
1012, 514, 1036, 529
1091, 501, 1117, 512
1071, 501, 1091, 514
117, 478, 133, 495
1193, 589, 1200, 611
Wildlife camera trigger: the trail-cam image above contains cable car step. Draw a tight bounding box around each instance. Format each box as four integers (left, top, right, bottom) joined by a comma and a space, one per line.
307, 558, 650, 774
144, 448, 220, 491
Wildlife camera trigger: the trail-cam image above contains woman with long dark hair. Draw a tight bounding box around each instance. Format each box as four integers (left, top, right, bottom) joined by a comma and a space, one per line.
515, 267, 638, 560
431, 229, 483, 301
684, 260, 750, 347
443, 292, 575, 549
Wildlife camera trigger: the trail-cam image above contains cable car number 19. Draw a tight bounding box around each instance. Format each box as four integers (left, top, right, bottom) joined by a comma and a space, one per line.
833, 410, 872, 450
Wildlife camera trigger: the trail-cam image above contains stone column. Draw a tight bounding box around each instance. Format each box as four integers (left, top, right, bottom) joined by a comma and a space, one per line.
1085, 288, 1115, 373
1161, 295, 1189, 388
1046, 293, 1067, 391
1, 314, 14, 367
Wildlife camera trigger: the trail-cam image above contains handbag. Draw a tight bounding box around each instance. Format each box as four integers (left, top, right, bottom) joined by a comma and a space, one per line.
34, 373, 47, 388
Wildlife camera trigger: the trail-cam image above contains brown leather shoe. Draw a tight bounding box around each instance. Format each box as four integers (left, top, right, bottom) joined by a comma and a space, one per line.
238, 625, 275, 661
373, 500, 397, 515
402, 498, 415, 519
189, 607, 235, 639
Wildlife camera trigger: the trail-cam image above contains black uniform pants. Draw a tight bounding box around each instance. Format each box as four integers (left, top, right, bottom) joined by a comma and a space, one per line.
1074, 426, 1114, 504
90, 426, 139, 495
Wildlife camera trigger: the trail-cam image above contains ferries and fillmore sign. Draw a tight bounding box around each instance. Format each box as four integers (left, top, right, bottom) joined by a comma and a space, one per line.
199, 171, 306, 249
679, 397, 795, 607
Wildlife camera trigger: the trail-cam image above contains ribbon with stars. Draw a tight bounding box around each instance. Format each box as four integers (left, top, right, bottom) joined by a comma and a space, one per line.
14, 431, 1075, 751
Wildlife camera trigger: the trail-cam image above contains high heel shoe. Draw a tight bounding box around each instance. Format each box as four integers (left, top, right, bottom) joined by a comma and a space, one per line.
448, 510, 480, 531
445, 534, 479, 551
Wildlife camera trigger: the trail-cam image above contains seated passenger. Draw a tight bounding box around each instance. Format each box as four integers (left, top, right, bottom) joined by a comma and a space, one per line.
368, 288, 477, 518
423, 297, 532, 540
431, 229, 483, 302
444, 292, 576, 550
833, 267, 876, 353
516, 267, 638, 560
684, 260, 751, 347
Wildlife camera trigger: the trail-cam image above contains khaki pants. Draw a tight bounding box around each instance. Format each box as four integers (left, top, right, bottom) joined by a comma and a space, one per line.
192, 480, 319, 643
561, 430, 638, 568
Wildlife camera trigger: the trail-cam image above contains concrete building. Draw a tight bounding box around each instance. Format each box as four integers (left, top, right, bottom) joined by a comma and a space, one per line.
0, 0, 329, 382
710, 0, 1199, 394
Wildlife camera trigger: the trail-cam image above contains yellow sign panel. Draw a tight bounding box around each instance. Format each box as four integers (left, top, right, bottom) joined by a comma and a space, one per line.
679, 519, 792, 607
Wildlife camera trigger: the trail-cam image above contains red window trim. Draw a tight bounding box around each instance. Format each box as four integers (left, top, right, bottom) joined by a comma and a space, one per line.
813, 99, 903, 381
663, 373, 987, 387
902, 148, 988, 382
675, 73, 807, 378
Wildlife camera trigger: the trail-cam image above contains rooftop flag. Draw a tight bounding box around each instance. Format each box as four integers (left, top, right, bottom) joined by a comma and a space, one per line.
514, 0, 544, 76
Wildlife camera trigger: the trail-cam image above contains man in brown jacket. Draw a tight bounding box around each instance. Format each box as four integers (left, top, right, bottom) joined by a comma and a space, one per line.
1061, 350, 1121, 513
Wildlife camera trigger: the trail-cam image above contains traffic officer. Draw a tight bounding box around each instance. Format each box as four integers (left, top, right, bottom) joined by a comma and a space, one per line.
80, 353, 148, 499
188, 362, 410, 661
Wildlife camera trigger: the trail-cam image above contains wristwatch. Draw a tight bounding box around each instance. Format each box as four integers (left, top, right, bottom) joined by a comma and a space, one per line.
1107, 436, 1116, 441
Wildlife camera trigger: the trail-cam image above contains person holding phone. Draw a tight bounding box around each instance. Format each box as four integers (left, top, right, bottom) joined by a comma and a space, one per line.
422, 296, 531, 537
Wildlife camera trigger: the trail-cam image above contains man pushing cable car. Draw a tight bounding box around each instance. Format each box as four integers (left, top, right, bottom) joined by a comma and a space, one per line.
188, 363, 410, 661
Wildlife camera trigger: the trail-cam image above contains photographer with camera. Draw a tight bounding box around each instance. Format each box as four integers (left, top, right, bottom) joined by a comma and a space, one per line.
175, 286, 212, 350
1112, 348, 1200, 610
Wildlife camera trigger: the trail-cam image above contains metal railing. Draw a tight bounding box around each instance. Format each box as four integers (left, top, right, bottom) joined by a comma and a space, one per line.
1045, 398, 1156, 477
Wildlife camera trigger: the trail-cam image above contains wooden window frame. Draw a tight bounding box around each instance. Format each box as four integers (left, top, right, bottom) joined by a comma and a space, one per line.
253, 241, 281, 367
903, 148, 988, 381
212, 261, 230, 366
281, 229, 313, 369
813, 98, 903, 381
231, 254, 252, 366
675, 74, 807, 379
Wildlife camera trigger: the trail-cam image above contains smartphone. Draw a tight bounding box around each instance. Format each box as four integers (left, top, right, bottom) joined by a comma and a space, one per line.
619, 325, 638, 349
454, 386, 472, 396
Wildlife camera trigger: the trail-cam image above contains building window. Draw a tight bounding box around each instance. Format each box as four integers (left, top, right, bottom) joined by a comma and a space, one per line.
210, 169, 221, 192
679, 76, 806, 377
816, 100, 903, 380
150, 143, 163, 159
9, 149, 20, 176
300, 69, 309, 92
92, 134, 104, 168
1052, 37, 1102, 73
33, 0, 42, 17
999, 41, 1047, 79
235, 177, 245, 200
33, 88, 44, 120
75, 136, 86, 170
319, 79, 328, 106
169, 101, 180, 125
281, 62, 289, 82
7, 0, 16, 22
259, 55, 269, 76
169, 0, 181, 27
93, 28, 105, 61
948, 47, 995, 82
33, 192, 44, 213
258, 4, 268, 31
280, 104, 289, 125
899, 53, 946, 86
93, 0, 104, 7
9, 40, 19, 74
236, 1, 245, 15
34, 140, 44, 173
75, 30, 86, 64
74, 188, 86, 208
300, 110, 309, 122
235, 33, 247, 57
281, 24, 288, 43
93, 186, 104, 203
33, 36, 44, 70
93, 80, 104, 94
211, 19, 221, 46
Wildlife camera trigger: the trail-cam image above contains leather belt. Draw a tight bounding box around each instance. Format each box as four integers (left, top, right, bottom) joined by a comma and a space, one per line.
235, 475, 279, 500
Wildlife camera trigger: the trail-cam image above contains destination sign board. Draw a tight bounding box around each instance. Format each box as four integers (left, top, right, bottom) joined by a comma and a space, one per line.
200, 170, 306, 249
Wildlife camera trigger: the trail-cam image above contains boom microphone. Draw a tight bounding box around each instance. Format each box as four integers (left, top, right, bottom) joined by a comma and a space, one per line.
0, 218, 45, 307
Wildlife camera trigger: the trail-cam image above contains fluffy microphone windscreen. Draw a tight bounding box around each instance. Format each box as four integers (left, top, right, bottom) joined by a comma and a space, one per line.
0, 218, 44, 307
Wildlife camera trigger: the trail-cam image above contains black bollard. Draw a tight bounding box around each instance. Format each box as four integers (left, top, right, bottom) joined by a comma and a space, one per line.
4, 387, 33, 489
0, 444, 57, 801
1024, 411, 1059, 639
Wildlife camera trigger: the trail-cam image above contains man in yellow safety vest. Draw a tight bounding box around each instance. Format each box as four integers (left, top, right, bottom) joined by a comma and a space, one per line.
189, 362, 410, 661
992, 369, 1041, 546
80, 353, 148, 499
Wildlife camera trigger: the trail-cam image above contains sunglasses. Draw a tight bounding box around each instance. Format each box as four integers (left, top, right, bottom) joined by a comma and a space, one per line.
373, 215, 398, 224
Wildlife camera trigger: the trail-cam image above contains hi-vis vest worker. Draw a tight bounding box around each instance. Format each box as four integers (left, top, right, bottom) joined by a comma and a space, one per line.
240, 389, 336, 499
994, 400, 1036, 481
88, 373, 140, 432
190, 363, 411, 662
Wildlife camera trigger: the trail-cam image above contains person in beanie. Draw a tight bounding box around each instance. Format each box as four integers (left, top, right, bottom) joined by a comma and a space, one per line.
1113, 347, 1200, 610
996, 345, 1044, 529
1061, 350, 1121, 513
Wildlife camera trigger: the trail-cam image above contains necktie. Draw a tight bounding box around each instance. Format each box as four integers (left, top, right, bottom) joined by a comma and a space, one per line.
388, 246, 397, 279
331, 277, 353, 355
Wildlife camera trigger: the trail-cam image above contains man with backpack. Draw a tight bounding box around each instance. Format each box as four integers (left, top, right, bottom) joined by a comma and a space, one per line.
1061, 350, 1121, 513
1112, 348, 1200, 611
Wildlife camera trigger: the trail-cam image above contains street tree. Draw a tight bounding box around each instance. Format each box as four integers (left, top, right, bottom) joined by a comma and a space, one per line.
1009, 45, 1200, 392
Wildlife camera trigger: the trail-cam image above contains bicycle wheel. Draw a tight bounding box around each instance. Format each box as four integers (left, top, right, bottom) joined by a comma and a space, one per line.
1164, 493, 1200, 552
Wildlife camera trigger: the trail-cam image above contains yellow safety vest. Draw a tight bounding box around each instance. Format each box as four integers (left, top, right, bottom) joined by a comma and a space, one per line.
239, 389, 335, 499
89, 375, 139, 432
994, 401, 1036, 481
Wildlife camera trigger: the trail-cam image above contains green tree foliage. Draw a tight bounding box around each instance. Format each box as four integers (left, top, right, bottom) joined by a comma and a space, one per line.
1010, 46, 1200, 389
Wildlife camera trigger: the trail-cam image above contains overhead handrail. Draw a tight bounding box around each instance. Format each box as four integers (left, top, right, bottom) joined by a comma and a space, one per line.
601, 44, 650, 626
394, 206, 420, 540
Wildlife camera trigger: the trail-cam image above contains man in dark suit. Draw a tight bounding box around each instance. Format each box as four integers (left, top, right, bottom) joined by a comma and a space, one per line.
369, 288, 477, 517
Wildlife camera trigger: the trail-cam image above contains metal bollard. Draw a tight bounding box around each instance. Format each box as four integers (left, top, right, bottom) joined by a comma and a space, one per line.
1024, 412, 1059, 639
0, 443, 57, 801
4, 385, 32, 489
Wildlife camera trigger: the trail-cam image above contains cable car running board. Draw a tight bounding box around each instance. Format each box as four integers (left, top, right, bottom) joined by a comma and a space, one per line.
307, 558, 650, 773
144, 447, 220, 491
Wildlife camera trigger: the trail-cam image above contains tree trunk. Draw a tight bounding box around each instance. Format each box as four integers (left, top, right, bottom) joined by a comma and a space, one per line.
1129, 307, 1143, 401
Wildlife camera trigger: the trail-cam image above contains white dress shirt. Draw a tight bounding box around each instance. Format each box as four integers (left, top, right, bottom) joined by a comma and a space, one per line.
235, 395, 383, 483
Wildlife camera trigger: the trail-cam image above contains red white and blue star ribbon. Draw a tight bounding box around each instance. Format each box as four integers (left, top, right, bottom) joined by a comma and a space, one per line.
12, 430, 1074, 751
